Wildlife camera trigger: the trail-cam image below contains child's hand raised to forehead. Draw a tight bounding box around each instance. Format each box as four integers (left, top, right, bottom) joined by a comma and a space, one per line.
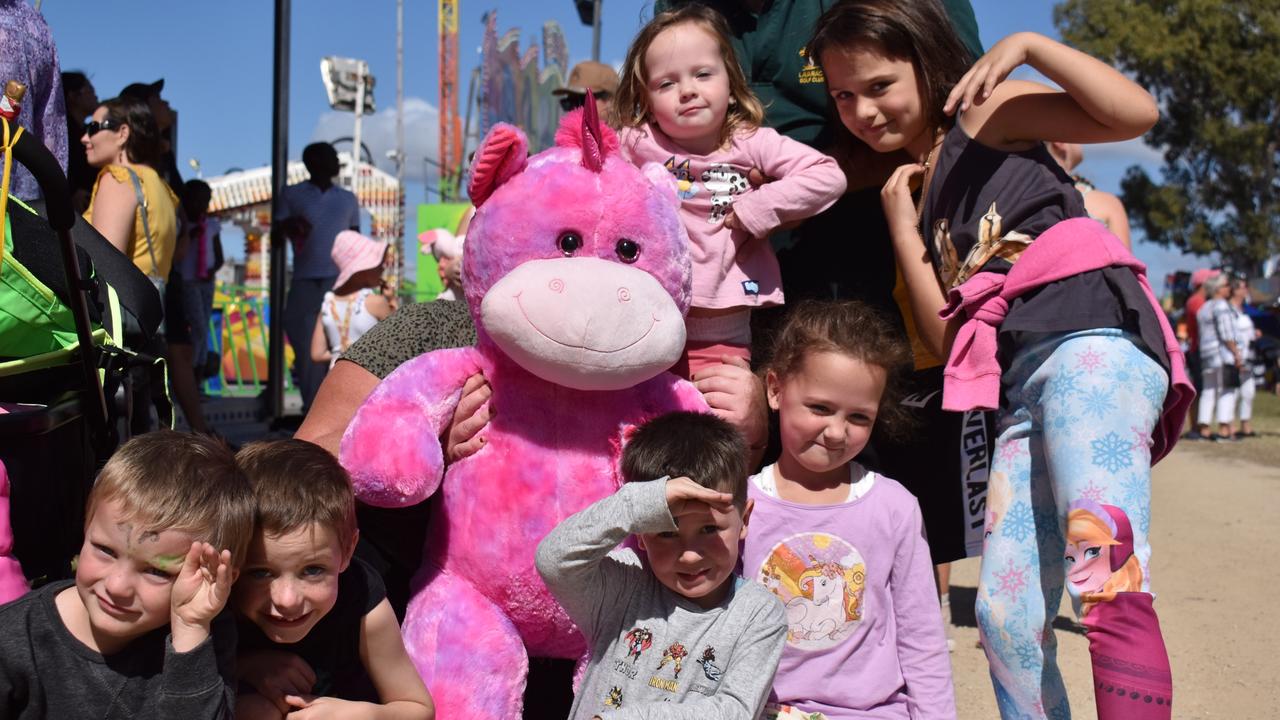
665, 476, 734, 519
170, 541, 234, 652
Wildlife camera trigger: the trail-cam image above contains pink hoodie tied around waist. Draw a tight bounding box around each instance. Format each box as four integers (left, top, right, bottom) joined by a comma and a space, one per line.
939, 217, 1194, 464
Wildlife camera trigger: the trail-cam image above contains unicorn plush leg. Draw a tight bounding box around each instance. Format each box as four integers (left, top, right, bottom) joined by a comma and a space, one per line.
0, 460, 28, 603
402, 569, 529, 719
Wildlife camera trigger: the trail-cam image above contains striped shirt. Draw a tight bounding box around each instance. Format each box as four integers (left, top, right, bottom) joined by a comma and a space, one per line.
1196, 297, 1237, 367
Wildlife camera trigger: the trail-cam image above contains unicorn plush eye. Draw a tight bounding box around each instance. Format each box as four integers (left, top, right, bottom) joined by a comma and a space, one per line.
615, 238, 640, 263
557, 232, 583, 255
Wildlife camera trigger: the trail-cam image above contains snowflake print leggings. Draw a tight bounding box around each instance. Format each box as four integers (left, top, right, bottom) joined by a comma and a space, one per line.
976, 329, 1173, 720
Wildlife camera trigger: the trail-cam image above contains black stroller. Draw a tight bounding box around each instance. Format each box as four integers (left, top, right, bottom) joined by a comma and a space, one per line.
0, 117, 164, 584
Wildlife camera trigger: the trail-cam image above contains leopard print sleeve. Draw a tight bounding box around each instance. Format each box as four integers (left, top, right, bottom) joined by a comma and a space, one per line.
342, 300, 478, 379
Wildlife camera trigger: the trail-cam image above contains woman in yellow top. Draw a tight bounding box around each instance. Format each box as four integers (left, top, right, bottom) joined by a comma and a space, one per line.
81, 95, 178, 282
81, 94, 185, 435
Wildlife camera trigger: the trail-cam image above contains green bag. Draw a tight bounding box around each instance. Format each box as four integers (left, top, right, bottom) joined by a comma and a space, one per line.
0, 201, 99, 361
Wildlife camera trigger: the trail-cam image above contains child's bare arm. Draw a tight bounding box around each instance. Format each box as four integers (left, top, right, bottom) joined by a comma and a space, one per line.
311, 316, 332, 364
170, 542, 234, 653
358, 598, 434, 719
946, 33, 1158, 149
235, 692, 287, 720
881, 163, 961, 360
237, 649, 317, 715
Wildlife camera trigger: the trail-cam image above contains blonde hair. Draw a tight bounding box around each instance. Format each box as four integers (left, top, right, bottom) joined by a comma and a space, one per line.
1066, 507, 1119, 548
1066, 508, 1145, 615
88, 430, 255, 568
612, 5, 765, 146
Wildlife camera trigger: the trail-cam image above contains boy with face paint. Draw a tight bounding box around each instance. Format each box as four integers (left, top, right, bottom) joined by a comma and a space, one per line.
536, 412, 787, 719
0, 431, 255, 720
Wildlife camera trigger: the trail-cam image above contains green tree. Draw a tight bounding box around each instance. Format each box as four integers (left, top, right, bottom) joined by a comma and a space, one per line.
1054, 0, 1280, 273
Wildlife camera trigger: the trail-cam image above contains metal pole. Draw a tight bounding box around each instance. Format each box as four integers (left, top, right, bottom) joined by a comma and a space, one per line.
351, 63, 366, 191
395, 0, 405, 298
266, 0, 290, 419
458, 66, 479, 201
592, 0, 602, 61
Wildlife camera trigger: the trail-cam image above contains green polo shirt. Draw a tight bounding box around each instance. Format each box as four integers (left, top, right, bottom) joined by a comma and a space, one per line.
654, 0, 983, 147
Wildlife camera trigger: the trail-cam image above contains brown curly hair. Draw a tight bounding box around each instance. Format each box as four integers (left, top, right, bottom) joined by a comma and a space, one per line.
612, 4, 765, 147
766, 300, 914, 439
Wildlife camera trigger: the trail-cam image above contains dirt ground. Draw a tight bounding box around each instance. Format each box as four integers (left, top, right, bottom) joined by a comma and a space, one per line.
947, 442, 1280, 718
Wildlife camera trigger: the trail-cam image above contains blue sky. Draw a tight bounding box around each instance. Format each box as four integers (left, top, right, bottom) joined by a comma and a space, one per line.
40, 0, 1200, 283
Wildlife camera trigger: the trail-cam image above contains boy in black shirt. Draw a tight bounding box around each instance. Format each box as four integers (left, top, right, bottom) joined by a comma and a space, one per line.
232, 439, 433, 719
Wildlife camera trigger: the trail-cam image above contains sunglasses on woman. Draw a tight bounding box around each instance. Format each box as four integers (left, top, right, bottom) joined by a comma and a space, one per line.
83, 119, 121, 137
559, 91, 611, 112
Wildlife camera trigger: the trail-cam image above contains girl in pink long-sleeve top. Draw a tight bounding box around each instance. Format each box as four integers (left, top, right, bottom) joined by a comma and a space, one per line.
742, 301, 955, 720
613, 5, 846, 379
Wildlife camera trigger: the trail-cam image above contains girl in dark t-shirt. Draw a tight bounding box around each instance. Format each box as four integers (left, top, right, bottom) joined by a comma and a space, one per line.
807, 3, 1178, 719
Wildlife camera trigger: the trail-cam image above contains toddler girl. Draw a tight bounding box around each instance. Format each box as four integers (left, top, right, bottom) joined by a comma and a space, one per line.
613, 5, 847, 378
809, 2, 1192, 718
742, 300, 954, 719
311, 230, 392, 368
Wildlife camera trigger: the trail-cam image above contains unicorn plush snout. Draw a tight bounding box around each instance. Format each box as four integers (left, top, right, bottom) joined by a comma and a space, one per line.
481, 257, 686, 391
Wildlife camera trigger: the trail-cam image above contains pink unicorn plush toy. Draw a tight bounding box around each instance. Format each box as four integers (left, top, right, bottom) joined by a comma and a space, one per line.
340, 102, 709, 718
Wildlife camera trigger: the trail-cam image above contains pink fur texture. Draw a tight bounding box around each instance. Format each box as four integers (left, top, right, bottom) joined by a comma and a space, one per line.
340, 111, 708, 719
0, 461, 29, 603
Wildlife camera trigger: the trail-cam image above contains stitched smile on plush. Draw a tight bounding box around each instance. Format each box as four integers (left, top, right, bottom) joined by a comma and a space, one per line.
482, 257, 685, 388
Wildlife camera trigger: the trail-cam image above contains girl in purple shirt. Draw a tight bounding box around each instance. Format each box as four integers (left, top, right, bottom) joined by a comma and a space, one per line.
742, 301, 955, 719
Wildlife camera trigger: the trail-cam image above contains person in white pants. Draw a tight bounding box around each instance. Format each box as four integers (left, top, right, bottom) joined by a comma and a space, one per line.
1195, 274, 1242, 441
1217, 278, 1259, 438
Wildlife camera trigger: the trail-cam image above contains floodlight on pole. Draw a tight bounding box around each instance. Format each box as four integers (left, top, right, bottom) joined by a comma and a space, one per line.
320, 56, 375, 189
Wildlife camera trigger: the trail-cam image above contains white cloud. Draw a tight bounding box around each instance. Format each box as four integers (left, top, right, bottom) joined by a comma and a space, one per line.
309, 96, 443, 183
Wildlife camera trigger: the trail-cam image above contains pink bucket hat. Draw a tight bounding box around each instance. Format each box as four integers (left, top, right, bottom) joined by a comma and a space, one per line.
1190, 267, 1220, 289
331, 230, 388, 290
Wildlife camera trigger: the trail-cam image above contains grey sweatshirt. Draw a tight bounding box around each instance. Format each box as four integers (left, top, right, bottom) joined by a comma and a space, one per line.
536, 478, 787, 719
0, 580, 236, 719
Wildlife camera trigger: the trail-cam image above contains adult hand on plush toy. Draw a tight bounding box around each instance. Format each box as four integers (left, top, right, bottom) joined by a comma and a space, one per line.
693, 356, 768, 455
445, 372, 492, 462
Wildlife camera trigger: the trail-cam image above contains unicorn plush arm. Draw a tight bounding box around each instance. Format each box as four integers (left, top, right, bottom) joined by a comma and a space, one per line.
339, 346, 485, 507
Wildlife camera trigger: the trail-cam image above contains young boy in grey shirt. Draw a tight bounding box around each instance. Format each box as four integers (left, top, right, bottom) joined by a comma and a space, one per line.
536, 412, 787, 719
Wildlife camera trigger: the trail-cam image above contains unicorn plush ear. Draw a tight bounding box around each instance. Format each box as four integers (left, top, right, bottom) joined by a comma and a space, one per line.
468, 123, 528, 207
